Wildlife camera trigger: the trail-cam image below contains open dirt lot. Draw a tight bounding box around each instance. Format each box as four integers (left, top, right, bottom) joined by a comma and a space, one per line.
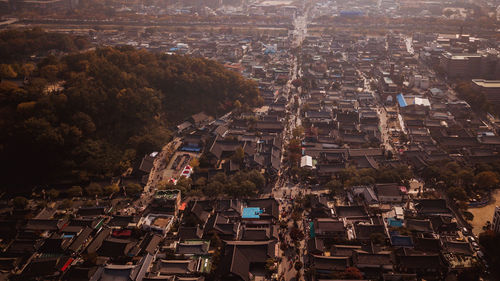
469, 189, 500, 235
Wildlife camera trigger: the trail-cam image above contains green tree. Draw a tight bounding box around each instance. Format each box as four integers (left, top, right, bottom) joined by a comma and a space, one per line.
233, 100, 242, 112
177, 177, 192, 190
67, 186, 83, 197
85, 183, 102, 197
47, 188, 60, 199
40, 64, 59, 82
290, 227, 304, 241
204, 181, 224, 197
12, 196, 28, 209
474, 171, 499, 190
21, 63, 35, 77
292, 126, 304, 139
194, 177, 207, 187
447, 186, 467, 201
294, 261, 303, 271
103, 184, 119, 196
238, 180, 257, 198
458, 169, 474, 188
0, 64, 17, 79
265, 258, 277, 275
231, 146, 245, 164
399, 132, 408, 143
189, 158, 200, 168
326, 180, 343, 196
288, 139, 302, 167
247, 170, 266, 189
59, 199, 73, 209
125, 183, 143, 196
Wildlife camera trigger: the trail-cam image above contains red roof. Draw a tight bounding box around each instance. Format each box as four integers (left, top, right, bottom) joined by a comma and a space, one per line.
61, 258, 73, 272
112, 229, 132, 237
179, 202, 187, 211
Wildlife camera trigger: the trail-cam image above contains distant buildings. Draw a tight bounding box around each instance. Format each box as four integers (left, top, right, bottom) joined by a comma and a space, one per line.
440, 51, 500, 80
8, 0, 78, 13
472, 79, 500, 105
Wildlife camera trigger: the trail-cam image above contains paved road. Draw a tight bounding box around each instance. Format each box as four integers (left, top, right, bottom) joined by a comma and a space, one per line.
271, 6, 310, 280
132, 136, 182, 212
359, 71, 395, 152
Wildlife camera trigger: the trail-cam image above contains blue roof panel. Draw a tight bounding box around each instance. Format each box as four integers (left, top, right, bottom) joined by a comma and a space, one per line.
397, 93, 407, 107
242, 207, 263, 219
391, 235, 413, 247
388, 217, 403, 227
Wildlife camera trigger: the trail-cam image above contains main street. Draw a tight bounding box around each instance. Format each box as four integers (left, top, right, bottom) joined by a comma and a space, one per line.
272, 6, 310, 281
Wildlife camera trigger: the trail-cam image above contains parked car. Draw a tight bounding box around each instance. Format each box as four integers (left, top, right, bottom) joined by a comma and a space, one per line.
462, 227, 469, 235
477, 251, 484, 259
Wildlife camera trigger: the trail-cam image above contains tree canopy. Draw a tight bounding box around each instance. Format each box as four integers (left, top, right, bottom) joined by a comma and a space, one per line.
0, 28, 89, 63
0, 44, 261, 189
162, 170, 266, 198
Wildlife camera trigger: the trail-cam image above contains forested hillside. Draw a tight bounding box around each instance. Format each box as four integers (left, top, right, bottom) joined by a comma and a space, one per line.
0, 28, 89, 63
0, 45, 261, 188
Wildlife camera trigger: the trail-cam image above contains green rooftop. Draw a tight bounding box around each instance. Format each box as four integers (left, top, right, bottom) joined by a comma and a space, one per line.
154, 189, 180, 199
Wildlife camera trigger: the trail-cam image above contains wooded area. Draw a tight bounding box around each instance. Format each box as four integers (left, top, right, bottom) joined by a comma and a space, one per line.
0, 28, 89, 63
0, 34, 261, 189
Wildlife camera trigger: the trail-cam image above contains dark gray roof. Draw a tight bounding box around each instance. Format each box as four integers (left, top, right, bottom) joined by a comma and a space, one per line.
405, 219, 434, 232
157, 259, 197, 274
414, 237, 441, 253
397, 254, 442, 269
375, 184, 404, 197
97, 238, 135, 257
414, 199, 451, 215
335, 205, 367, 218
354, 252, 393, 268
175, 241, 209, 255
86, 227, 111, 254
139, 154, 155, 173
108, 216, 134, 228
312, 255, 350, 271
443, 241, 473, 255
178, 225, 204, 240
221, 240, 275, 281
144, 234, 162, 255
77, 206, 106, 217
240, 227, 271, 241
25, 219, 64, 231
68, 226, 93, 252
246, 198, 279, 220
354, 224, 386, 240
314, 218, 345, 234
99, 264, 139, 281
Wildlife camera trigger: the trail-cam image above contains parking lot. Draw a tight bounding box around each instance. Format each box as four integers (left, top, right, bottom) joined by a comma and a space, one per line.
469, 189, 500, 235
160, 151, 201, 182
